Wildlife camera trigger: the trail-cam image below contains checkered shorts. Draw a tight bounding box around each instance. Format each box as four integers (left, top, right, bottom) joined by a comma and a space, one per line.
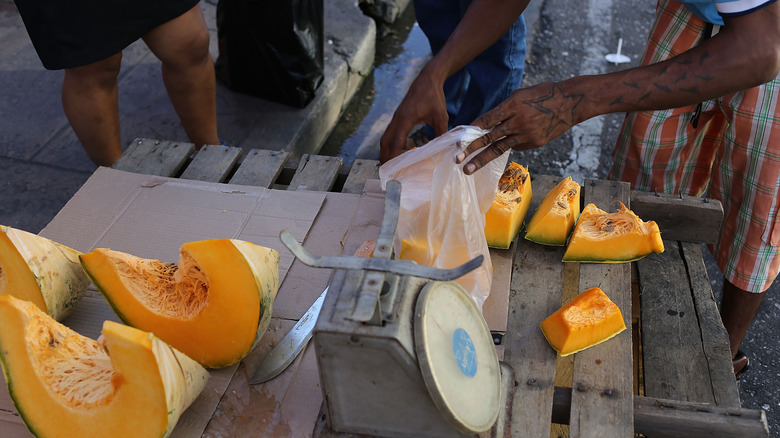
609, 0, 780, 293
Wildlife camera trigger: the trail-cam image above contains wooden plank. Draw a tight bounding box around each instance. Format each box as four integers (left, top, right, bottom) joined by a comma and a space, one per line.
569, 178, 633, 438
632, 395, 769, 438
179, 144, 242, 183
287, 154, 344, 192
552, 387, 769, 438
630, 190, 723, 245
113, 138, 194, 177
637, 241, 717, 403
341, 159, 380, 194
483, 244, 515, 336
505, 174, 564, 437
680, 242, 742, 407
550, 262, 579, 436
229, 149, 290, 188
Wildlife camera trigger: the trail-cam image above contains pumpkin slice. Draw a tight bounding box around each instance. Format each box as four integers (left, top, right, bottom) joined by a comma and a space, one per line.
80, 239, 280, 368
399, 237, 435, 265
524, 176, 581, 246
0, 294, 209, 438
484, 163, 533, 249
563, 202, 664, 263
540, 287, 626, 356
0, 225, 89, 320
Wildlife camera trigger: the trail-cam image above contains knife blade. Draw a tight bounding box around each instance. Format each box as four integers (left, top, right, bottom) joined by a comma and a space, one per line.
250, 286, 328, 384
250, 240, 376, 384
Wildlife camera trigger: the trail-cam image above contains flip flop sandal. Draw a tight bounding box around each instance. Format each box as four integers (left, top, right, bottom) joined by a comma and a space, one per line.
733, 349, 750, 380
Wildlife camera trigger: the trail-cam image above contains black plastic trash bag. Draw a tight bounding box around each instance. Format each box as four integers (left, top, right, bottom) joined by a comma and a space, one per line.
215, 0, 324, 108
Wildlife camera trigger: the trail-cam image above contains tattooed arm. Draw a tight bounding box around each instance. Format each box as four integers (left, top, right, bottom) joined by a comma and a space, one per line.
458, 2, 780, 174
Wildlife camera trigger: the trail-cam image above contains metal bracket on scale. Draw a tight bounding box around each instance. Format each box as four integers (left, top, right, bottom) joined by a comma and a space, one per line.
280, 179, 483, 325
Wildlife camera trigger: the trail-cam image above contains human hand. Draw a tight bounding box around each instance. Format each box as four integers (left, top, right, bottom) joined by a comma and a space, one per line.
380, 66, 449, 163
456, 81, 585, 174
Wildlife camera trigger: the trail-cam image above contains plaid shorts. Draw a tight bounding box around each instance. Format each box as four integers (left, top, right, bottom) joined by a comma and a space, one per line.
609, 0, 780, 293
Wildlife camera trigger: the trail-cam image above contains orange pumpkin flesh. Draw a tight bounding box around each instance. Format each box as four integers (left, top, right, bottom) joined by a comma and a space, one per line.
484, 163, 533, 249
0, 295, 208, 438
524, 177, 581, 246
79, 239, 280, 368
563, 202, 664, 263
399, 238, 435, 265
540, 287, 626, 356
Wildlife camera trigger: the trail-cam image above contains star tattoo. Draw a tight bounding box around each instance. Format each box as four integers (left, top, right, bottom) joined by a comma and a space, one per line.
522, 84, 584, 136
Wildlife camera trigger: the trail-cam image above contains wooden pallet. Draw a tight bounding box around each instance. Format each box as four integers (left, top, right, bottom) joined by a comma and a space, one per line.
113, 139, 380, 194
109, 139, 768, 437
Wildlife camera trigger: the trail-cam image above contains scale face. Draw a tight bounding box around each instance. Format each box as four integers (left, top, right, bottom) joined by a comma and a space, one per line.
415, 281, 501, 434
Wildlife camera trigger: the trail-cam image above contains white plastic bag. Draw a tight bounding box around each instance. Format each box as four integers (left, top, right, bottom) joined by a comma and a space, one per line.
378, 125, 509, 309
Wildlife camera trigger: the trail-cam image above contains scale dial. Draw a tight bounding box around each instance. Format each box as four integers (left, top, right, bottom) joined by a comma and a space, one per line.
414, 281, 501, 434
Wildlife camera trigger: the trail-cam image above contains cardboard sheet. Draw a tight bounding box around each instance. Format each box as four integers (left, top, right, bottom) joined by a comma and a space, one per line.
0, 167, 329, 438
38, 168, 326, 338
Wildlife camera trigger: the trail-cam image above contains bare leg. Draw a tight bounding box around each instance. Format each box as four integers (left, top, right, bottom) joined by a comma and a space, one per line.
720, 280, 765, 373
62, 53, 123, 167
143, 5, 219, 148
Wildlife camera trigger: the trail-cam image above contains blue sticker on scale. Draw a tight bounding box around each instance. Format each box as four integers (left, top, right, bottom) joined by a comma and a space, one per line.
452, 328, 477, 377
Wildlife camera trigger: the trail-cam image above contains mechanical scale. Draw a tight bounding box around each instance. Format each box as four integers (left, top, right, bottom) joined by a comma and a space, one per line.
280, 180, 514, 437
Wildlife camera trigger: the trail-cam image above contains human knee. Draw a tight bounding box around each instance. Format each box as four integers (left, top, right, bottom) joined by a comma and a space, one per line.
65, 53, 122, 88
162, 25, 212, 71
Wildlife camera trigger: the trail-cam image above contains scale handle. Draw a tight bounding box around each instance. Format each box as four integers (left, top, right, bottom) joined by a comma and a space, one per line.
279, 230, 483, 281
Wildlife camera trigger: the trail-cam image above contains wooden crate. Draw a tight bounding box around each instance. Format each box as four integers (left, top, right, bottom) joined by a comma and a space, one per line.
111, 140, 770, 437
112, 140, 766, 437
2, 139, 767, 438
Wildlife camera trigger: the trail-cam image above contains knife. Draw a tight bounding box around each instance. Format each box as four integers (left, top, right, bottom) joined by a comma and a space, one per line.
250, 240, 376, 384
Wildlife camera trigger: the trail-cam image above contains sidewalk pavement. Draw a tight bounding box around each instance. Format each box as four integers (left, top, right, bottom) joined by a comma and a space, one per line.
0, 0, 376, 233
0, 0, 542, 235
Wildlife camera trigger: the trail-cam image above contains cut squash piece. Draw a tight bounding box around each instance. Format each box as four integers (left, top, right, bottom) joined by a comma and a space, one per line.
540, 287, 626, 356
484, 163, 533, 249
563, 202, 664, 263
524, 177, 580, 246
0, 225, 89, 320
399, 237, 436, 265
0, 294, 209, 438
80, 239, 280, 368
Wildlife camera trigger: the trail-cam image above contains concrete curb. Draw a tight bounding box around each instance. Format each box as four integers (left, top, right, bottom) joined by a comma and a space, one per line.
206, 0, 377, 160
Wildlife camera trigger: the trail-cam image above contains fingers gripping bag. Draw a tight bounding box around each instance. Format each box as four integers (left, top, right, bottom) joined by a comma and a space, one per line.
378, 125, 509, 309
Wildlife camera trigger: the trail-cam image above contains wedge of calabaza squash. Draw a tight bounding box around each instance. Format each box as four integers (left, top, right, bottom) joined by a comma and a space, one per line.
563, 202, 664, 263
0, 225, 89, 320
399, 237, 436, 265
0, 294, 209, 438
524, 176, 580, 246
484, 162, 533, 249
540, 287, 626, 356
80, 239, 280, 368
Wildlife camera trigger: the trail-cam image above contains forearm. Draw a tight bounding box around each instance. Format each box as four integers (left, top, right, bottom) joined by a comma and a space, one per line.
423, 0, 530, 84
565, 9, 780, 124
461, 2, 780, 174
